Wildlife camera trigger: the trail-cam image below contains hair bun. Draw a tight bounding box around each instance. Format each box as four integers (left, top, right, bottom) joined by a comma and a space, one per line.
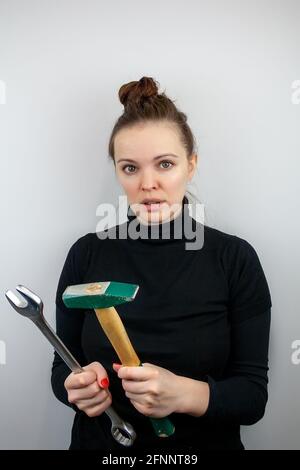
118, 76, 159, 107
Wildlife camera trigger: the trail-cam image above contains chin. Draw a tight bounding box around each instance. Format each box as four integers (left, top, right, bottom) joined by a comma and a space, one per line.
138, 211, 162, 225
147, 211, 174, 225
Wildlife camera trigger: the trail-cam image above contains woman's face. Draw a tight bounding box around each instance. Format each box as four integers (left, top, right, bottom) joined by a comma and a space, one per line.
114, 121, 197, 224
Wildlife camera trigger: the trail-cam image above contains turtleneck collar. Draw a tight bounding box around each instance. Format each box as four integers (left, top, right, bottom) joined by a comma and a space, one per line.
125, 195, 198, 245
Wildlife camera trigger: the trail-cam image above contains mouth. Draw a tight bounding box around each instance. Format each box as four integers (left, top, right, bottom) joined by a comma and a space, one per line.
141, 199, 166, 212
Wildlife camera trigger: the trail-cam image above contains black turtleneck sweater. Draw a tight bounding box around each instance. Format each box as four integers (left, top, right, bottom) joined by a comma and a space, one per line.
51, 196, 272, 451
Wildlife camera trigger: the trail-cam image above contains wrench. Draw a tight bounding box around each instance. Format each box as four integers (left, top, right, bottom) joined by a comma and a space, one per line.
5, 284, 137, 447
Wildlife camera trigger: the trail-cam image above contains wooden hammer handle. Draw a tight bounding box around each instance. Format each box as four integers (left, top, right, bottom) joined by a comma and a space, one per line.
94, 306, 175, 438
94, 307, 140, 366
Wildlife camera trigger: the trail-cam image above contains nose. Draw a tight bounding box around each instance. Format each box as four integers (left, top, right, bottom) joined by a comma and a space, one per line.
140, 170, 158, 191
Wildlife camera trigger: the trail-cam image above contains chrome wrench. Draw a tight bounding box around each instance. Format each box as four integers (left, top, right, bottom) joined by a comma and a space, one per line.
5, 284, 136, 447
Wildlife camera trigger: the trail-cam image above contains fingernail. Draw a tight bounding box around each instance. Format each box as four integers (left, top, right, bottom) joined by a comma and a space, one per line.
100, 377, 109, 388
113, 363, 122, 370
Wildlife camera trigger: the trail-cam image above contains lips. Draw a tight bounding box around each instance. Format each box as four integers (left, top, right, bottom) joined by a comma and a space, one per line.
143, 202, 163, 206
141, 200, 165, 212
142, 199, 165, 204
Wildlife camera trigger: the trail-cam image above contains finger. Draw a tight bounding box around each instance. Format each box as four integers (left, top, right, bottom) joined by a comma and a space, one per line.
76, 390, 110, 409
116, 366, 150, 381
84, 395, 112, 418
69, 381, 102, 401
83, 362, 110, 389
121, 379, 151, 394
82, 396, 112, 417
125, 392, 155, 407
65, 370, 97, 390
112, 363, 122, 372
125, 391, 146, 402
129, 399, 155, 417
141, 362, 156, 368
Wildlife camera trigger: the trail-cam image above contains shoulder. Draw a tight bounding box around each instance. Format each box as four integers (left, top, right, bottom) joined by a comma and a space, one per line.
60, 231, 107, 284
67, 227, 120, 261
201, 222, 245, 254
203, 223, 237, 245
203, 223, 259, 257
66, 232, 94, 256
64, 232, 102, 271
202, 223, 268, 289
69, 231, 105, 252
69, 219, 133, 250
203, 226, 273, 320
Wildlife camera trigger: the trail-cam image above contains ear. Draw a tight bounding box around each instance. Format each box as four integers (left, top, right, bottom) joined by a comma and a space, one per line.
188, 153, 198, 180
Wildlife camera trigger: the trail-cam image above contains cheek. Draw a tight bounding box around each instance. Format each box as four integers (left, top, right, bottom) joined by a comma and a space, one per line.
117, 172, 137, 191
164, 168, 187, 188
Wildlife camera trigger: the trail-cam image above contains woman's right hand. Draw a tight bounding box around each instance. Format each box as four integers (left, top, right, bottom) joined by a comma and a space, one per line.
64, 361, 112, 417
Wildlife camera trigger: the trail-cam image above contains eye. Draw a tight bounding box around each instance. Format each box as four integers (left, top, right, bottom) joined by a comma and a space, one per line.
122, 164, 136, 174
160, 160, 173, 169
121, 160, 174, 174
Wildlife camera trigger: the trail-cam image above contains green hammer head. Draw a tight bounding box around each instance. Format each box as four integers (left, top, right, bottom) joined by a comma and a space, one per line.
62, 281, 139, 309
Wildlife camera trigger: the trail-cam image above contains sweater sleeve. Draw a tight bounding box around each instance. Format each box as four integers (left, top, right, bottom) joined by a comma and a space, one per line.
203, 237, 272, 425
51, 234, 92, 409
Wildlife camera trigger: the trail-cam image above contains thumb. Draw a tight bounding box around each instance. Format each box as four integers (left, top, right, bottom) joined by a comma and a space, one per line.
84, 361, 110, 389
141, 362, 156, 367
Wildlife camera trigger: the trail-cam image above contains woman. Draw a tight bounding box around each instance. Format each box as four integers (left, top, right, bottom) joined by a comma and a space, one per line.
51, 76, 272, 451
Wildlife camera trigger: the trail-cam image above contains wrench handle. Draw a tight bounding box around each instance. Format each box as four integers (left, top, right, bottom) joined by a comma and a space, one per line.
35, 317, 83, 373
33, 317, 136, 446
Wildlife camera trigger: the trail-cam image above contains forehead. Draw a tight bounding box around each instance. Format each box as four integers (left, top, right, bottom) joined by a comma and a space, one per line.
114, 121, 183, 158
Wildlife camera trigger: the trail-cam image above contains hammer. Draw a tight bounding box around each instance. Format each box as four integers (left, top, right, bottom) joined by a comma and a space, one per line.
62, 280, 175, 438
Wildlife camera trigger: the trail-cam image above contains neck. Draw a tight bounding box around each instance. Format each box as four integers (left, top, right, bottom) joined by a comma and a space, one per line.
126, 195, 196, 245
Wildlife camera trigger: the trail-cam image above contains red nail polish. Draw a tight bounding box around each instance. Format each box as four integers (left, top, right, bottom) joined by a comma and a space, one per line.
100, 377, 109, 388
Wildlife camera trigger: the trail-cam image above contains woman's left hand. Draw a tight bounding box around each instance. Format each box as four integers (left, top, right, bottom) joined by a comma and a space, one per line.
112, 362, 209, 418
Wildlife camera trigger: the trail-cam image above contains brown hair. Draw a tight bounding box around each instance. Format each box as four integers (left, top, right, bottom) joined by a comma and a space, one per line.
108, 76, 197, 163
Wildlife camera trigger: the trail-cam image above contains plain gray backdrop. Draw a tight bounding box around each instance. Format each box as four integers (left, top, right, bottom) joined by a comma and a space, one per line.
0, 0, 299, 450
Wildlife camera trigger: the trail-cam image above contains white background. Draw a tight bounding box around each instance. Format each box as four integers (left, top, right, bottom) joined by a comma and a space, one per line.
0, 0, 299, 449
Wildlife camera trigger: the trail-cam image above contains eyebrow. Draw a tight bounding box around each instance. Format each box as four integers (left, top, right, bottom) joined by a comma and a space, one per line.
116, 153, 180, 164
